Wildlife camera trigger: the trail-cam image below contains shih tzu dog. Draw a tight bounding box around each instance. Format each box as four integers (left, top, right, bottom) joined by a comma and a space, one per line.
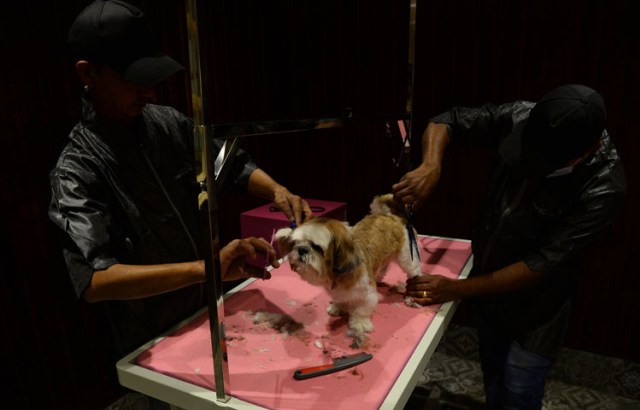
275, 194, 422, 347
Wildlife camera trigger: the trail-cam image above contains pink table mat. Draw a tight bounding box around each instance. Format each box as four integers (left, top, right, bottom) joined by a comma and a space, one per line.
137, 236, 472, 409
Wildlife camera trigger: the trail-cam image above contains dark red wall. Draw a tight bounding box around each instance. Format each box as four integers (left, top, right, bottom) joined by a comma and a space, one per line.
1, 1, 637, 408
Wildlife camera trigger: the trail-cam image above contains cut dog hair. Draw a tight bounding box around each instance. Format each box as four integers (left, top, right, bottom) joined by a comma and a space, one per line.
275, 194, 422, 347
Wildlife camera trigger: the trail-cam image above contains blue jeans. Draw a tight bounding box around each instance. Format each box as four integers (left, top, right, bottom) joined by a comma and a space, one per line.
476, 317, 553, 410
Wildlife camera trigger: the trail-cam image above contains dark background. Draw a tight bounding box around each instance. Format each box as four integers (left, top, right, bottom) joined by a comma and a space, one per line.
1, 0, 638, 408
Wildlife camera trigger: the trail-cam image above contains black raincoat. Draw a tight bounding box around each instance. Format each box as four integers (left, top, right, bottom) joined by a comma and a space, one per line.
431, 101, 626, 357
49, 91, 256, 360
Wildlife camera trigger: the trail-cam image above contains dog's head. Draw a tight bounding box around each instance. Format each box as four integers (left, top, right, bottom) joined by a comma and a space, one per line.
275, 217, 361, 286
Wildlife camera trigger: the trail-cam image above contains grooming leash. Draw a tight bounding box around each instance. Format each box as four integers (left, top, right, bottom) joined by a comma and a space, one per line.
404, 204, 420, 262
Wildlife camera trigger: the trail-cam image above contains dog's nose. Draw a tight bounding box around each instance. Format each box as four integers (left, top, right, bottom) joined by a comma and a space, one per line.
297, 246, 309, 257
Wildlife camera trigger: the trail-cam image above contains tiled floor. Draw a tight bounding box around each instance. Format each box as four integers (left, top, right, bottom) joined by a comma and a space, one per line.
107, 324, 640, 409
406, 324, 640, 410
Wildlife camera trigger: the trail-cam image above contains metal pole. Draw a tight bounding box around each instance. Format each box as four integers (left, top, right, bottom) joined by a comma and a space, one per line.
404, 0, 418, 155
185, 0, 230, 402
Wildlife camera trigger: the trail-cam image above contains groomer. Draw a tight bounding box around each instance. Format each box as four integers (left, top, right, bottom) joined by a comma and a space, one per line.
393, 84, 626, 409
49, 0, 311, 405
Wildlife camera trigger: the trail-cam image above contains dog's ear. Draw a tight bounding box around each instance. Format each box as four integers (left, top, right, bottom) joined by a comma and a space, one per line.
325, 225, 360, 276
332, 248, 360, 275
274, 227, 293, 256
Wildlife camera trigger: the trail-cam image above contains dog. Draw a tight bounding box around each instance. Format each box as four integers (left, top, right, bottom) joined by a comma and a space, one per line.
275, 193, 422, 347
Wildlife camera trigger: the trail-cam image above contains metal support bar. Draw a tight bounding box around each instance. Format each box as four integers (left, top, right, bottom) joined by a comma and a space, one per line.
404, 0, 418, 156
202, 124, 231, 402
185, 0, 230, 402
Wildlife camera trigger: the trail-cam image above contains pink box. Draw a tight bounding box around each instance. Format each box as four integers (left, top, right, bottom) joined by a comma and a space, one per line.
240, 198, 347, 266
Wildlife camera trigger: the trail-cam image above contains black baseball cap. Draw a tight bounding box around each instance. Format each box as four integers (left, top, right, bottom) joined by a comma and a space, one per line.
499, 84, 606, 177
68, 0, 184, 86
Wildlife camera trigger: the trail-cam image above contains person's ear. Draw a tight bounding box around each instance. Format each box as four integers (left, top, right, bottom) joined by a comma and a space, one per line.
75, 60, 96, 88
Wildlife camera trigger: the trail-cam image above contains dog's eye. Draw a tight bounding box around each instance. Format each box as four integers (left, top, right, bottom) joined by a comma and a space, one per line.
310, 243, 324, 255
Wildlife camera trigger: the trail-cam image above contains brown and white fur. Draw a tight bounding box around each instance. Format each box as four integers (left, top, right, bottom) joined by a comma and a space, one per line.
275, 194, 422, 347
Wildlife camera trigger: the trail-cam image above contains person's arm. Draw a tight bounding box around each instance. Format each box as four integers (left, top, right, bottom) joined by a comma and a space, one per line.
392, 122, 450, 209
83, 261, 204, 302
247, 168, 313, 226
406, 261, 545, 305
393, 101, 536, 209
83, 237, 280, 302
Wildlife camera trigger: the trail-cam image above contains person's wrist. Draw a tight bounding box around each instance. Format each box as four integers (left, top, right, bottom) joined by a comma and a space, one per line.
418, 161, 439, 173
192, 260, 206, 282
418, 160, 439, 174
272, 184, 289, 200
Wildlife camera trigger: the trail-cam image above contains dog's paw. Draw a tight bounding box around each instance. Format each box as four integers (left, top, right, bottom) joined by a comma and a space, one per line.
346, 329, 368, 348
346, 317, 373, 348
326, 303, 346, 316
348, 317, 373, 334
349, 334, 366, 349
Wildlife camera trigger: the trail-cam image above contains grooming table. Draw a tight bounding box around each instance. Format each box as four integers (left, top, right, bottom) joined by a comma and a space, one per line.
116, 235, 472, 409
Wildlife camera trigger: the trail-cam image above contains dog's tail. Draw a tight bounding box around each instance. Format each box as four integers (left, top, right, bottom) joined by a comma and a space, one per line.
369, 193, 405, 217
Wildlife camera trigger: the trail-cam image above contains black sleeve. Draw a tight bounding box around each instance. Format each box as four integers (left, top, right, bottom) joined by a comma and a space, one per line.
48, 163, 119, 297
430, 100, 535, 149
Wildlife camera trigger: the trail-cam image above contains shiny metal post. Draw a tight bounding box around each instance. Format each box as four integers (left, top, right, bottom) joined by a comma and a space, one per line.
185, 0, 230, 401
404, 0, 418, 151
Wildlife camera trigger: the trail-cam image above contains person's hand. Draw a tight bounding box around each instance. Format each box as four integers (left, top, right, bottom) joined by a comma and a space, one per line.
392, 163, 441, 210
220, 237, 280, 281
272, 186, 313, 227
405, 274, 459, 305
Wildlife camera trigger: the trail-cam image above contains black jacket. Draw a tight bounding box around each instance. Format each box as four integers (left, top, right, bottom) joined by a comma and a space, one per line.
432, 101, 626, 356
49, 92, 256, 359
